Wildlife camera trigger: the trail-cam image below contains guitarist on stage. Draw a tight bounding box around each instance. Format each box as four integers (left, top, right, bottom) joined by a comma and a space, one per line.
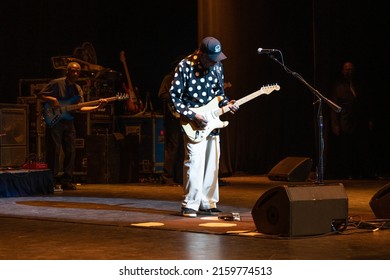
169, 37, 239, 217
37, 62, 107, 190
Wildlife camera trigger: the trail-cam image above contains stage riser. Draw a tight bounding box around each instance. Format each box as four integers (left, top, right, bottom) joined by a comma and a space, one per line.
0, 169, 54, 197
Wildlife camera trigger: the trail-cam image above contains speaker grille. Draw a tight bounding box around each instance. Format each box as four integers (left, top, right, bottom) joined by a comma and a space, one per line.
0, 146, 27, 167
0, 108, 27, 146
0, 105, 28, 167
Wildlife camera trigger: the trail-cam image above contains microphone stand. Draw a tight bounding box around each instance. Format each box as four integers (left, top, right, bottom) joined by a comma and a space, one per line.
266, 52, 341, 185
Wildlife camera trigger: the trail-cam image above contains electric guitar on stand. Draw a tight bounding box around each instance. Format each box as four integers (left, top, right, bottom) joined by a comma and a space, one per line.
119, 50, 144, 113
181, 84, 280, 143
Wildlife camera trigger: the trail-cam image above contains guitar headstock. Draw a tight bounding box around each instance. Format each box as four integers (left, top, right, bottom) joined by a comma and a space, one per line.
261, 83, 280, 94
116, 92, 130, 100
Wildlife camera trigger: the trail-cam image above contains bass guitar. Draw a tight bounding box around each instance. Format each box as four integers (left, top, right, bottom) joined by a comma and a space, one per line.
43, 93, 129, 127
120, 50, 144, 113
181, 84, 280, 143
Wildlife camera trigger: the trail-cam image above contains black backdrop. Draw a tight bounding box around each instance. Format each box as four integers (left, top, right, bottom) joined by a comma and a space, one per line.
200, 0, 390, 177
0, 0, 198, 108
1, 0, 389, 177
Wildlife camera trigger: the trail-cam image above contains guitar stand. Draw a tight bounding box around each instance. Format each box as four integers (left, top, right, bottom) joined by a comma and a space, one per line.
134, 91, 157, 117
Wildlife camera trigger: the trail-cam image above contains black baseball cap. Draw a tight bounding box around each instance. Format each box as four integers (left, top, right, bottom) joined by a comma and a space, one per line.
200, 37, 227, 62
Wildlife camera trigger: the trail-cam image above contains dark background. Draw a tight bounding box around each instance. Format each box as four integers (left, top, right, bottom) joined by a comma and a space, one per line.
1, 0, 389, 177
0, 0, 198, 107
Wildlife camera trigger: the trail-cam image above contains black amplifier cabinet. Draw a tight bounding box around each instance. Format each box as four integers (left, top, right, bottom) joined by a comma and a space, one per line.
118, 113, 164, 174
17, 96, 45, 160
0, 103, 28, 167
87, 103, 115, 135
86, 133, 139, 183
18, 78, 51, 97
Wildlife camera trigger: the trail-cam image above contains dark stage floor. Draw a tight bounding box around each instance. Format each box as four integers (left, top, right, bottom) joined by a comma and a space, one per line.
1, 174, 390, 260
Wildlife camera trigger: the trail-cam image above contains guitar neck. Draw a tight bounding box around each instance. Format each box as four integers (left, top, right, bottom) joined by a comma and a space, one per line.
66, 96, 118, 111
236, 89, 264, 107
182, 84, 279, 143
216, 88, 264, 117
123, 64, 135, 92
120, 51, 135, 93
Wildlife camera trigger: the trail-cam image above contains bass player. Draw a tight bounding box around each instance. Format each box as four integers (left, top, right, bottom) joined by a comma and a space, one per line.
37, 62, 107, 190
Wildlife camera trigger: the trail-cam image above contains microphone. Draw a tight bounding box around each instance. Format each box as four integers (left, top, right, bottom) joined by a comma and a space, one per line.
257, 48, 279, 54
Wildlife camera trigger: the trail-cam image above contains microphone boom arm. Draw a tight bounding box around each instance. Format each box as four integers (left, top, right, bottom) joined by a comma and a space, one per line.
265, 53, 341, 184
267, 53, 341, 113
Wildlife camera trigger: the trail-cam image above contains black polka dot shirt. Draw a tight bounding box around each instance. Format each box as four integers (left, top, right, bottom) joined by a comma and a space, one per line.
169, 51, 229, 121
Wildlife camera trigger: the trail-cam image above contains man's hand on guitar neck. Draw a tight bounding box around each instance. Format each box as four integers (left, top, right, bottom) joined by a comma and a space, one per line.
97, 98, 108, 109
80, 98, 108, 112
228, 100, 239, 114
87, 98, 108, 111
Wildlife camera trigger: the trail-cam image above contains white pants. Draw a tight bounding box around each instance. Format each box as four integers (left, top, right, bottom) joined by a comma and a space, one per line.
182, 135, 220, 211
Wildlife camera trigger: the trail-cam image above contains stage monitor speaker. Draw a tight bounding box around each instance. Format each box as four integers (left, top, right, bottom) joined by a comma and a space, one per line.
251, 183, 348, 236
268, 157, 313, 182
369, 183, 390, 219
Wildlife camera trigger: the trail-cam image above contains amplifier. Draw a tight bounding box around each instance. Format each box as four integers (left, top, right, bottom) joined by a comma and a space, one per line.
118, 114, 164, 174
18, 78, 51, 97
0, 104, 28, 146
0, 146, 27, 167
89, 103, 115, 120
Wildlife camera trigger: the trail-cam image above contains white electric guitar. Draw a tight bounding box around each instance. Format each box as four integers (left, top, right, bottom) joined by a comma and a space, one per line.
181, 84, 280, 143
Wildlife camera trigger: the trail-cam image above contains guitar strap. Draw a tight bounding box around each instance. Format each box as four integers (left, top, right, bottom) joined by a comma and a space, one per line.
214, 63, 225, 97
210, 63, 225, 136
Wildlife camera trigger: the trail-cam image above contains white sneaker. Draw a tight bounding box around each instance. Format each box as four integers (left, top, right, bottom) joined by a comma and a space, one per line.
181, 208, 197, 218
